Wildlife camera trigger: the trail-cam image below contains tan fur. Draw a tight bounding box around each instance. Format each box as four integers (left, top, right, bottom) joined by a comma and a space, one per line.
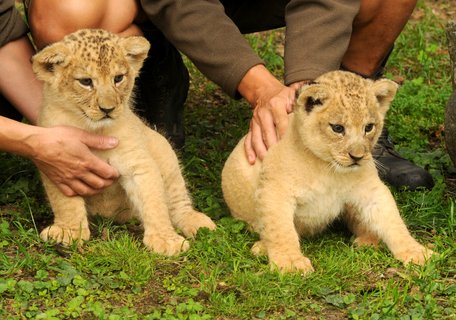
222, 71, 434, 273
32, 29, 216, 255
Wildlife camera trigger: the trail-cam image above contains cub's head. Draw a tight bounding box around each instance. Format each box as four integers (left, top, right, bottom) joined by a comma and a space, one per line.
294, 70, 398, 172
32, 29, 150, 127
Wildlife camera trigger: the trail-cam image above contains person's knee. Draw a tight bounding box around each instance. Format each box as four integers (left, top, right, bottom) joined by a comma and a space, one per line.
355, 0, 382, 26
29, 0, 107, 48
398, 0, 418, 14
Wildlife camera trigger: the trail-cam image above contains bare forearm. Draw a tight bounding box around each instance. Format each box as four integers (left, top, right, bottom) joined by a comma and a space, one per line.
0, 36, 42, 124
237, 64, 284, 107
0, 116, 41, 158
0, 116, 120, 196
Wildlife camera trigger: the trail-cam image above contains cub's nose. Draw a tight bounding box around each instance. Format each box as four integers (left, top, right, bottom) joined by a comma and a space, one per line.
99, 106, 115, 115
349, 153, 364, 162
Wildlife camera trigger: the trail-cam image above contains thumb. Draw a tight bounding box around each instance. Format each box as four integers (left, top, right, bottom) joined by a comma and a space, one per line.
80, 131, 119, 150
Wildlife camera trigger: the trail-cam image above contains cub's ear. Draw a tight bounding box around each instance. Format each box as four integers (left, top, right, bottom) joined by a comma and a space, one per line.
371, 79, 398, 115
31, 42, 71, 82
119, 36, 150, 74
296, 83, 330, 113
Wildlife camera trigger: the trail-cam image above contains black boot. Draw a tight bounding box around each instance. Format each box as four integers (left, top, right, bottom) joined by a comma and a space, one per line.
134, 29, 189, 150
374, 128, 434, 190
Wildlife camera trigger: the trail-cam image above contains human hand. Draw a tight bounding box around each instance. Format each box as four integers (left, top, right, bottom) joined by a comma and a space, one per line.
244, 84, 295, 164
30, 126, 119, 197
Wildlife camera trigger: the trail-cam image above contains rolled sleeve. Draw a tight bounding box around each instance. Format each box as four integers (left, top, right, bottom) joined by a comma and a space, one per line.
140, 0, 263, 98
284, 0, 361, 84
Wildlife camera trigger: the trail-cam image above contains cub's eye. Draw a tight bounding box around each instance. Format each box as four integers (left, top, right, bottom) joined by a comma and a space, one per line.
365, 123, 375, 133
114, 74, 124, 84
330, 123, 345, 134
78, 78, 93, 87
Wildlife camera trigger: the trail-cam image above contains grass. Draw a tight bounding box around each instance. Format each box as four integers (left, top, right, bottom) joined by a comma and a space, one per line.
1, 1, 455, 319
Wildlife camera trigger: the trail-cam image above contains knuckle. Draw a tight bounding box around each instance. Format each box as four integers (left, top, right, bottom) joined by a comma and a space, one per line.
79, 160, 91, 169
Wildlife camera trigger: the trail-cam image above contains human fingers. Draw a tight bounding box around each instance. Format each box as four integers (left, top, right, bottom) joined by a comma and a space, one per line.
85, 154, 119, 180
249, 116, 268, 161
271, 101, 290, 139
286, 86, 297, 113
257, 87, 294, 145
77, 131, 119, 179
56, 183, 76, 197
79, 130, 119, 151
243, 131, 256, 165
257, 107, 278, 149
45, 169, 113, 197
78, 170, 117, 190
64, 178, 104, 197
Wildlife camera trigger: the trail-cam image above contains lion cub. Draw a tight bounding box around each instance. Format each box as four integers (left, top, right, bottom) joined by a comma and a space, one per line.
222, 71, 434, 273
32, 29, 215, 255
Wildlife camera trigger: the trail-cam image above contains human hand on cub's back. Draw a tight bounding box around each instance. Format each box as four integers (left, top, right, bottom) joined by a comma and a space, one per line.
238, 65, 296, 164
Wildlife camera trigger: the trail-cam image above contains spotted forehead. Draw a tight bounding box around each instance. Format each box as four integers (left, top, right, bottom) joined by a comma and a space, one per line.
64, 29, 124, 70
315, 72, 381, 122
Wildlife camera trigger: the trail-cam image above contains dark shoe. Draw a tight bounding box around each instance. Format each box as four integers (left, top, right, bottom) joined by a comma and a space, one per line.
374, 128, 434, 190
134, 30, 189, 150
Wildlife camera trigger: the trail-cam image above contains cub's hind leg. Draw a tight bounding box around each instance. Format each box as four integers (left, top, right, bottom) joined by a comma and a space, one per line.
40, 175, 90, 245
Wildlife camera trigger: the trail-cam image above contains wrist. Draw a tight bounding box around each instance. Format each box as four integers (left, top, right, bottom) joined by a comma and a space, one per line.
237, 64, 283, 107
0, 116, 42, 158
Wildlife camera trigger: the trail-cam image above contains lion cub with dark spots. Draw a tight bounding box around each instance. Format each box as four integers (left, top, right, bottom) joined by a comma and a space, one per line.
32, 29, 215, 255
222, 71, 434, 273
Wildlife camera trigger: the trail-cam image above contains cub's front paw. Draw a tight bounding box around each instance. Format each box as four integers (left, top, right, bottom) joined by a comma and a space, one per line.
269, 253, 314, 274
177, 211, 216, 238
40, 225, 90, 246
143, 233, 190, 256
394, 244, 435, 265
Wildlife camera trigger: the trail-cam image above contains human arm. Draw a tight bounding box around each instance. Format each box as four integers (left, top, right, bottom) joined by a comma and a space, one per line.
0, 35, 41, 123
140, 0, 293, 162
239, 0, 361, 162
0, 117, 120, 197
0, 0, 39, 122
140, 0, 361, 161
240, 0, 361, 162
140, 0, 263, 98
238, 65, 295, 163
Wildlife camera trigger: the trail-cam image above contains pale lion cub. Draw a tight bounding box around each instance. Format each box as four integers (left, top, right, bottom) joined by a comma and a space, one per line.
222, 71, 434, 273
32, 29, 216, 255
